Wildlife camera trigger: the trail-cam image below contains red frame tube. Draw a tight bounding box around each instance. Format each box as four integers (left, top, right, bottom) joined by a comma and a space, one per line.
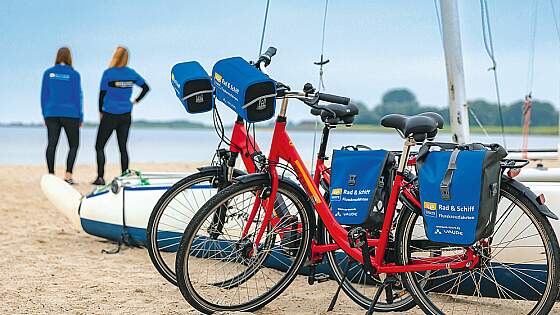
230, 120, 260, 173
248, 117, 477, 274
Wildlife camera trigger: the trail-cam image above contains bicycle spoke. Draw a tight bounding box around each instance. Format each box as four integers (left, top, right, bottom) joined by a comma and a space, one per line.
180, 184, 309, 310
399, 186, 559, 314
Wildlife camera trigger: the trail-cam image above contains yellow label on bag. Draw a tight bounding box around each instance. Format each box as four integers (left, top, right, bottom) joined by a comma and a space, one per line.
331, 188, 342, 196
214, 72, 222, 83
424, 202, 437, 211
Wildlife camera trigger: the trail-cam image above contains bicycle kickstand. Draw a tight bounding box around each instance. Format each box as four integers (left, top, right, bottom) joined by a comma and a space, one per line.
326, 259, 354, 312
365, 275, 398, 315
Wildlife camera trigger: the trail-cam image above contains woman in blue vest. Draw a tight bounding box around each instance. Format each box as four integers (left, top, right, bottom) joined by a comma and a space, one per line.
41, 47, 83, 184
92, 46, 150, 185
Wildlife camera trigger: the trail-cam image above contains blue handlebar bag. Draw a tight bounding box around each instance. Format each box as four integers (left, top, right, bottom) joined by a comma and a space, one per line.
171, 61, 213, 114
212, 57, 276, 122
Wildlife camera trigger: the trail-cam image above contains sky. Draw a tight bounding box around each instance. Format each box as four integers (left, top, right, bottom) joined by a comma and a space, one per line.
1, 0, 560, 125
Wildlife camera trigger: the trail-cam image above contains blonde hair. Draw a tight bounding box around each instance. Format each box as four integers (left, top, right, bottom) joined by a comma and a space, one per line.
55, 47, 72, 67
108, 46, 129, 68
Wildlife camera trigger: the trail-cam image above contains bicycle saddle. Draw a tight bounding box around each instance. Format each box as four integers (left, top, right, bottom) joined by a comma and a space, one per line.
380, 112, 444, 142
310, 103, 359, 126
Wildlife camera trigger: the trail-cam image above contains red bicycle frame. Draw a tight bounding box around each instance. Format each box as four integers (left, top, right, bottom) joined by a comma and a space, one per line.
229, 117, 259, 173
245, 97, 478, 274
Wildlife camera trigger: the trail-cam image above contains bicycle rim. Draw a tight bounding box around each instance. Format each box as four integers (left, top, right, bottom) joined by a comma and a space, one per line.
397, 183, 560, 315
177, 181, 311, 312
147, 173, 218, 285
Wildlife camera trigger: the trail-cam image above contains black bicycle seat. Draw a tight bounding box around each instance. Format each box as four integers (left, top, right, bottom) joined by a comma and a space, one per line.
311, 103, 359, 126
380, 112, 444, 141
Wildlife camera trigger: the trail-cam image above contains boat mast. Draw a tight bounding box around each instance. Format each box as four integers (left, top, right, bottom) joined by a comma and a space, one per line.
440, 0, 470, 144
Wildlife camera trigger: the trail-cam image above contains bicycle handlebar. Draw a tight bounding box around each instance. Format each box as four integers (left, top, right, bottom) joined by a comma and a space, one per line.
317, 92, 355, 106
256, 46, 277, 68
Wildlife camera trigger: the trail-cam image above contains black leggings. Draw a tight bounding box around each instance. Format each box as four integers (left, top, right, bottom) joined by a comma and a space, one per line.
45, 117, 80, 174
95, 112, 131, 178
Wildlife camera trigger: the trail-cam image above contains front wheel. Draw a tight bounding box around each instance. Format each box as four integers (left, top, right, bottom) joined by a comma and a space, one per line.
175, 177, 313, 313
395, 180, 560, 315
146, 168, 244, 286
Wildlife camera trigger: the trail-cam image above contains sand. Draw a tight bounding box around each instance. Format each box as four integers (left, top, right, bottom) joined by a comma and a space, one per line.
0, 163, 385, 315
1, 163, 559, 314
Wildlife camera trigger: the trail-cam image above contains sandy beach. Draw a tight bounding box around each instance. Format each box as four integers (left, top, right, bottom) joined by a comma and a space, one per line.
0, 163, 393, 315
2, 162, 559, 314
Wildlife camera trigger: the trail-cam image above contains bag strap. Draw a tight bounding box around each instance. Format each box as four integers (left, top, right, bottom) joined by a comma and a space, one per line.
242, 93, 277, 109
440, 148, 460, 201
417, 142, 459, 162
340, 144, 373, 151
182, 89, 214, 101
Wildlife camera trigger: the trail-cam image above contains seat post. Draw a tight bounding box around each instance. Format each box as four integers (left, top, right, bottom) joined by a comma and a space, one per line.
317, 125, 331, 161
397, 136, 416, 173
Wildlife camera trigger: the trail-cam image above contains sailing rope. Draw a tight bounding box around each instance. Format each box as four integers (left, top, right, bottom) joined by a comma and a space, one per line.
480, 0, 507, 149
433, 0, 444, 42
258, 0, 272, 58
311, 0, 330, 175
523, 1, 538, 158
522, 95, 533, 158
468, 107, 490, 138
526, 0, 538, 96
315, 0, 330, 91
550, 0, 560, 144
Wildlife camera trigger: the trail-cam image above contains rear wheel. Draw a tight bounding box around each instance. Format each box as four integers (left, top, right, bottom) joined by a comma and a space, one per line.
146, 168, 243, 286
396, 180, 560, 315
175, 177, 313, 313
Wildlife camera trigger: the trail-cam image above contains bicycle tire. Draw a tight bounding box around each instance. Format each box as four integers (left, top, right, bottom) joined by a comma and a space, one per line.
395, 179, 560, 315
175, 177, 314, 313
146, 167, 244, 286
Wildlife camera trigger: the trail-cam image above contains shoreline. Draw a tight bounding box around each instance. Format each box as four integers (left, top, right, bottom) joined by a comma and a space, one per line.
2, 124, 559, 136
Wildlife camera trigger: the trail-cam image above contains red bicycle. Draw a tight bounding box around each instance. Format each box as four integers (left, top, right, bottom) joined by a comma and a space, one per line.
147, 50, 402, 311
175, 87, 560, 314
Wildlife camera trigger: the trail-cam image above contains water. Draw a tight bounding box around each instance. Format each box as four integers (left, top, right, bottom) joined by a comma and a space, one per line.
1, 126, 558, 165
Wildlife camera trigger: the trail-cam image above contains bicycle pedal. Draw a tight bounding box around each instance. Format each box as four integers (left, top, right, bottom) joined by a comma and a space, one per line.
314, 272, 330, 283
308, 271, 330, 285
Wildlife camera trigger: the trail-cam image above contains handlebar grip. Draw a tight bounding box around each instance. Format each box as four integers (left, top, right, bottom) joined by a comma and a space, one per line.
264, 47, 277, 58
318, 92, 350, 105
258, 47, 277, 67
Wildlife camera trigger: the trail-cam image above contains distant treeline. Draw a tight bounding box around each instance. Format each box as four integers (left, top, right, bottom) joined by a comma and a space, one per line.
351, 88, 559, 127
2, 88, 557, 130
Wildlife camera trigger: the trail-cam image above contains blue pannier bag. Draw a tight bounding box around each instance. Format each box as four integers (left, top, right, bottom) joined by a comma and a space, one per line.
417, 142, 507, 245
212, 57, 276, 122
330, 148, 394, 226
171, 61, 214, 113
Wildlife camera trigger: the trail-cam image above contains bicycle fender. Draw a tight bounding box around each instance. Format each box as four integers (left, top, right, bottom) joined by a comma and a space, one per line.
196, 165, 246, 177
196, 165, 222, 173
503, 177, 559, 220
234, 172, 271, 184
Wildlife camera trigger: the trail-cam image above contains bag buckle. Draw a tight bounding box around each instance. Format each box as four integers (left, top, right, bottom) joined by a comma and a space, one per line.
440, 183, 451, 201
348, 174, 356, 186
439, 148, 459, 201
